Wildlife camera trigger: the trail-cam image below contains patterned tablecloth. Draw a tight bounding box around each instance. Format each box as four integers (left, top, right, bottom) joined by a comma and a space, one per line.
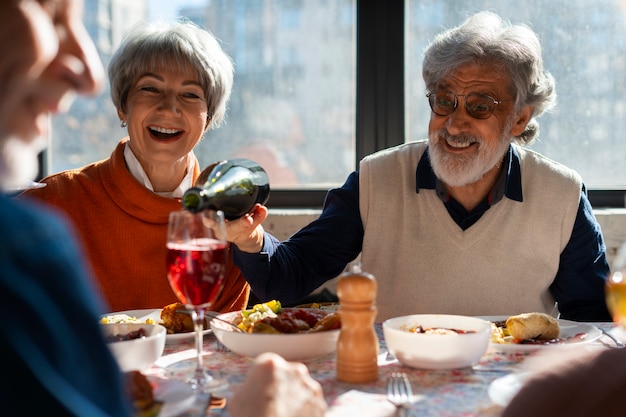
145, 322, 624, 417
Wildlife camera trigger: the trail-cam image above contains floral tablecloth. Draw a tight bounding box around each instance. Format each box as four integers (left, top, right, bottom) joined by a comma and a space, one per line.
146, 322, 623, 417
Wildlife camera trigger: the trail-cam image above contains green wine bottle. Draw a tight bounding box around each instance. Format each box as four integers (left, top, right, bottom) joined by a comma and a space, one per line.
182, 158, 270, 220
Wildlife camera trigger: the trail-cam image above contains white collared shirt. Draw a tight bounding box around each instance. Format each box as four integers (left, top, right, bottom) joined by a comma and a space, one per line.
123, 141, 194, 198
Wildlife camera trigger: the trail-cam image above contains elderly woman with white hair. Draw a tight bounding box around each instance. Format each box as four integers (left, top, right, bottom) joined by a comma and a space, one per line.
20, 20, 250, 313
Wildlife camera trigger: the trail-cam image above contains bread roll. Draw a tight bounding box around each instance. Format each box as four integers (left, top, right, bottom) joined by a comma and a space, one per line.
506, 312, 560, 340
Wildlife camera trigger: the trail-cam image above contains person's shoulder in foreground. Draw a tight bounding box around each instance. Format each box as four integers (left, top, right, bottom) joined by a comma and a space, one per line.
501, 346, 626, 417
0, 0, 131, 414
0, 195, 133, 416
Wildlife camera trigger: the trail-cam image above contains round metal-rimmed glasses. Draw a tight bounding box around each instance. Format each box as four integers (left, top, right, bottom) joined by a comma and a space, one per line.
426, 91, 509, 119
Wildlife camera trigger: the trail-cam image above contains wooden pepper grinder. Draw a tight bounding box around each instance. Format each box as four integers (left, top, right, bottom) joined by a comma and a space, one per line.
336, 264, 379, 383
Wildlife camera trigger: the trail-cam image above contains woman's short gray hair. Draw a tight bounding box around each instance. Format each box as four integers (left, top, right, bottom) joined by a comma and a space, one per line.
108, 20, 234, 129
422, 11, 556, 144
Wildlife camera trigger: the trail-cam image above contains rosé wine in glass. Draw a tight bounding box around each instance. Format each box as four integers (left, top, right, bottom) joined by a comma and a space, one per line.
166, 209, 229, 393
166, 239, 228, 307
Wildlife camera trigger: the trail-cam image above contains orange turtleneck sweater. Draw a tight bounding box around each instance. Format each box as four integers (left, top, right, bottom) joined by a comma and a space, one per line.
20, 138, 250, 313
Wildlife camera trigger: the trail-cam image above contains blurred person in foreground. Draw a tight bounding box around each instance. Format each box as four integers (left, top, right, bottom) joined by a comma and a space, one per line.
0, 0, 132, 415
227, 11, 611, 322
20, 20, 250, 313
500, 346, 626, 417
0, 2, 325, 416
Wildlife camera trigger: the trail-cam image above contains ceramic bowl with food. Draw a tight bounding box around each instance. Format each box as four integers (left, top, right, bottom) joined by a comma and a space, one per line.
101, 322, 167, 371
210, 309, 340, 361
383, 314, 491, 369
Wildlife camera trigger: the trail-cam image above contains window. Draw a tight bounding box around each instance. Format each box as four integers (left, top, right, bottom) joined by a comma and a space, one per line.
44, 1, 626, 208
406, 0, 626, 206
48, 0, 356, 207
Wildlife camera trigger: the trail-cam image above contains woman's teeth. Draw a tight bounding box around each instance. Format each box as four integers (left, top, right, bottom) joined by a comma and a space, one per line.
150, 126, 181, 135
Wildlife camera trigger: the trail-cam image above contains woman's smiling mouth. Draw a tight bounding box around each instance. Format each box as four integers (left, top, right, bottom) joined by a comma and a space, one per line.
148, 125, 183, 140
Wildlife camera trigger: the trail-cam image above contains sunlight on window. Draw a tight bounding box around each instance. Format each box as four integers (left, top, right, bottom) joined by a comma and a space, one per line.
50, 0, 356, 190
406, 0, 626, 188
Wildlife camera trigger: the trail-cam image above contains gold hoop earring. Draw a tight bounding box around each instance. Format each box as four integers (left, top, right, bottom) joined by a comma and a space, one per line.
120, 120, 127, 128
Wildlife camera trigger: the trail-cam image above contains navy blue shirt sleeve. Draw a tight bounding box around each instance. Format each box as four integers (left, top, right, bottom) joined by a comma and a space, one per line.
549, 189, 612, 321
0, 196, 132, 416
233, 172, 364, 303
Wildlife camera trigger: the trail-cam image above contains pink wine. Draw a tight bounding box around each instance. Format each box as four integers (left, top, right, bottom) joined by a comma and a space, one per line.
166, 238, 229, 307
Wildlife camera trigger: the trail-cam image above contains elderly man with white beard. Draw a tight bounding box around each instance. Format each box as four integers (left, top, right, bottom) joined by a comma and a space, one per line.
226, 11, 611, 323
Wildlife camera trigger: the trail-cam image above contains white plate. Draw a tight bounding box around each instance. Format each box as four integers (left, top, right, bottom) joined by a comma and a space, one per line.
102, 309, 211, 344
478, 316, 602, 352
488, 372, 531, 406
148, 376, 195, 417
211, 309, 341, 361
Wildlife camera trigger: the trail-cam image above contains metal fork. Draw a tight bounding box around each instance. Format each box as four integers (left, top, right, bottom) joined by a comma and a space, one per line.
600, 328, 625, 348
387, 372, 414, 416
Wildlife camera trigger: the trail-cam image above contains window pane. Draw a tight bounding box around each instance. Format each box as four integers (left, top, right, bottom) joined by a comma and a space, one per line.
407, 0, 626, 188
49, 0, 356, 190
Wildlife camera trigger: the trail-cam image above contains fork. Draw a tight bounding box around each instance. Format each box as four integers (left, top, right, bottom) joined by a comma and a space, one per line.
387, 372, 414, 416
600, 328, 625, 348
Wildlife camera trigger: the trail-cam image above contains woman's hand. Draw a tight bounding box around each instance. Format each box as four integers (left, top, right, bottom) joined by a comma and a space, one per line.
225, 203, 268, 253
229, 352, 327, 417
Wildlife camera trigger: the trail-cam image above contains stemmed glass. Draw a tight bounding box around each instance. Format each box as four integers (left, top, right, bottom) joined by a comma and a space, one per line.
166, 209, 229, 392
605, 240, 626, 328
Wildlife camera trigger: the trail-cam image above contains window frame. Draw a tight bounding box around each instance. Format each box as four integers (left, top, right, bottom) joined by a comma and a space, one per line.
39, 0, 625, 209
267, 0, 625, 209
269, 0, 405, 208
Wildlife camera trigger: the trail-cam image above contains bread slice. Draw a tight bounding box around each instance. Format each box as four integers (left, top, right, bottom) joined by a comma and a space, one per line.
506, 312, 560, 340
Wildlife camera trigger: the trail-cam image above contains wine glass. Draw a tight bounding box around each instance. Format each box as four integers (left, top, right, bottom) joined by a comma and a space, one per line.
166, 209, 229, 392
605, 240, 626, 328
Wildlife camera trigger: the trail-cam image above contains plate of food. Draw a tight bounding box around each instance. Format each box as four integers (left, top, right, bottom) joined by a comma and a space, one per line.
150, 376, 195, 417
210, 300, 342, 361
125, 371, 195, 417
101, 303, 213, 344
478, 312, 602, 352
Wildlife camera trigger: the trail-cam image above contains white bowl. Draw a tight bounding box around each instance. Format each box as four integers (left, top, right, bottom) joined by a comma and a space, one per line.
210, 310, 340, 361
102, 322, 166, 371
383, 314, 491, 369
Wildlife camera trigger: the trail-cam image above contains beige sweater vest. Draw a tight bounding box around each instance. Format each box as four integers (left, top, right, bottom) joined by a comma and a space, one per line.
359, 140, 582, 321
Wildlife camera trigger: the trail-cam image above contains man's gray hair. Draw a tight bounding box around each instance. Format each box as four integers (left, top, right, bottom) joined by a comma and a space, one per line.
422, 11, 556, 144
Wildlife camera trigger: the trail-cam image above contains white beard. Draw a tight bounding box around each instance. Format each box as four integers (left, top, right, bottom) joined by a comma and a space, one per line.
0, 134, 46, 192
428, 119, 514, 187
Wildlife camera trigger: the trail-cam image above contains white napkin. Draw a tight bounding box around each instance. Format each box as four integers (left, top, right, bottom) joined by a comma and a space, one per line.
326, 390, 396, 417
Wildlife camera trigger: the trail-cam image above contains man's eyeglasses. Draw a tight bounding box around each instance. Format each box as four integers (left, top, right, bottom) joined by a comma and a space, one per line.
426, 91, 509, 120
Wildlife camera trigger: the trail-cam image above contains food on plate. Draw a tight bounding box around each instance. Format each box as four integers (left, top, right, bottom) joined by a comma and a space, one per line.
160, 302, 194, 333
104, 327, 147, 343
124, 370, 162, 417
100, 314, 156, 325
506, 312, 560, 341
160, 302, 208, 334
490, 321, 510, 343
402, 324, 477, 335
295, 301, 340, 311
236, 300, 283, 331
101, 302, 209, 335
488, 313, 588, 345
234, 300, 341, 334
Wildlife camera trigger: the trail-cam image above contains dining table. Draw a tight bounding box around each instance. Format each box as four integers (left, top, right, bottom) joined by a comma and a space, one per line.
144, 320, 625, 417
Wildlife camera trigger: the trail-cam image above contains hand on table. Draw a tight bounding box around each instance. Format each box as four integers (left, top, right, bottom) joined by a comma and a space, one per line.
230, 352, 327, 417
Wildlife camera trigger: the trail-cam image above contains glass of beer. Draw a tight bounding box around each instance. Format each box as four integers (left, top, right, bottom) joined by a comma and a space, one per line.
606, 241, 626, 327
